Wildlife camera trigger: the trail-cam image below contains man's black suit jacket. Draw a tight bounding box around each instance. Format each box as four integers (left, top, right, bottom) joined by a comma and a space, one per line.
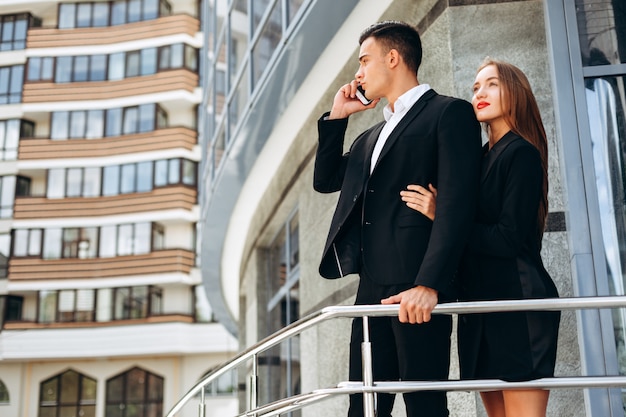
314, 89, 482, 299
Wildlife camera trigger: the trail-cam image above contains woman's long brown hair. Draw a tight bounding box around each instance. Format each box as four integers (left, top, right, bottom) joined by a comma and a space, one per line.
479, 58, 549, 243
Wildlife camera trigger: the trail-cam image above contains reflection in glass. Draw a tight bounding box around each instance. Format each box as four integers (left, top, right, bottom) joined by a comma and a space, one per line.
576, 0, 626, 65
586, 75, 626, 376
252, 1, 282, 88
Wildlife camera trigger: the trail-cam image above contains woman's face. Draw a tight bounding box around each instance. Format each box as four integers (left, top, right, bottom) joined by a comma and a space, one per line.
471, 64, 506, 126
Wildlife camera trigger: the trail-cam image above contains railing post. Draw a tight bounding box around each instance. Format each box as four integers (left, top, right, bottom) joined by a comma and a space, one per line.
198, 385, 206, 417
361, 316, 376, 417
249, 353, 259, 416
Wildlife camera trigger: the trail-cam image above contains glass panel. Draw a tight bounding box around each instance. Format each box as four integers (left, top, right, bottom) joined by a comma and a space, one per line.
106, 373, 124, 402
58, 289, 76, 321
135, 223, 151, 254
82, 376, 97, 401
47, 169, 65, 198
185, 45, 198, 71
229, 66, 248, 135
252, 0, 271, 32
182, 160, 196, 185
56, 57, 73, 83
1, 16, 14, 51
9, 65, 23, 103
126, 51, 140, 77
51, 112, 69, 140
59, 4, 77, 29
73, 56, 89, 82
83, 167, 101, 197
28, 57, 42, 81
38, 290, 57, 323
90, 55, 107, 81
70, 111, 86, 138
120, 164, 136, 193
79, 228, 98, 259
60, 371, 79, 403
576, 0, 626, 65
123, 107, 139, 134
288, 0, 305, 26
76, 3, 92, 28
144, 0, 159, 20
167, 159, 180, 184
128, 368, 146, 401
585, 75, 626, 377
86, 110, 104, 139
138, 103, 155, 132
252, 1, 282, 88
41, 377, 58, 401
28, 229, 41, 256
117, 224, 134, 255
154, 160, 168, 186
41, 57, 54, 80
43, 228, 62, 259
76, 289, 95, 320
12, 229, 29, 257
128, 0, 142, 23
4, 120, 19, 160
93, 3, 110, 27
140, 48, 157, 76
111, 1, 127, 26
106, 108, 123, 137
102, 165, 120, 196
99, 225, 117, 258
0, 234, 11, 278
171, 44, 184, 68
136, 161, 153, 192
65, 168, 83, 197
108, 52, 125, 81
131, 286, 148, 318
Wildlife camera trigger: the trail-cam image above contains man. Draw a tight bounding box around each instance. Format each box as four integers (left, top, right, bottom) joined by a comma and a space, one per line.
313, 21, 481, 416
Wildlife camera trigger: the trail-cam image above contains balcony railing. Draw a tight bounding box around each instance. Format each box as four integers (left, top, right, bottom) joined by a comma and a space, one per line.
164, 296, 626, 417
18, 126, 197, 159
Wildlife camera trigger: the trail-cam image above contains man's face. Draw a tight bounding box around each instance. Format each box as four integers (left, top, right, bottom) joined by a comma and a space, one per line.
355, 37, 389, 100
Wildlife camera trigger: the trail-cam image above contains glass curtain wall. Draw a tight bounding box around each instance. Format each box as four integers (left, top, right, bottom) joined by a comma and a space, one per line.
204, 0, 306, 183
576, 0, 626, 407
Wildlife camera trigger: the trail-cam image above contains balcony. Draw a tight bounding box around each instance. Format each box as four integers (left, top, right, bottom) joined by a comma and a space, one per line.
19, 126, 197, 159
0, 321, 236, 360
8, 248, 195, 281
14, 186, 196, 219
26, 14, 200, 49
22, 68, 198, 103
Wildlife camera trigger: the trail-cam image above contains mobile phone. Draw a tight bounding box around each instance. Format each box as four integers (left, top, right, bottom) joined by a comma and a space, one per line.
356, 85, 373, 105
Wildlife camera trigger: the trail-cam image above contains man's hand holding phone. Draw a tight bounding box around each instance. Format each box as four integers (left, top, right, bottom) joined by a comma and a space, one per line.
329, 80, 378, 119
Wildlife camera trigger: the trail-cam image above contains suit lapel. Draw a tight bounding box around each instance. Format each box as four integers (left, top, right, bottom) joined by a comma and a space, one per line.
481, 131, 519, 183
370, 89, 437, 175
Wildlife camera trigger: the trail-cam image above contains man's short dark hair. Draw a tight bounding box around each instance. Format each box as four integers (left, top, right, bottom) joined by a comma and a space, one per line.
359, 20, 422, 75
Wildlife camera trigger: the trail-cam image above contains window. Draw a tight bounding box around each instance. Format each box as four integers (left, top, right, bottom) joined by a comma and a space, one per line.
197, 368, 236, 396
252, 2, 282, 88
47, 43, 198, 84
47, 159, 195, 199
39, 370, 96, 417
98, 222, 157, 258
27, 57, 54, 81
13, 229, 41, 257
106, 367, 163, 417
0, 14, 38, 51
0, 176, 18, 218
0, 65, 23, 104
261, 210, 300, 412
0, 379, 8, 404
58, 0, 170, 29
51, 104, 167, 140
5, 295, 22, 320
0, 233, 10, 278
0, 119, 33, 161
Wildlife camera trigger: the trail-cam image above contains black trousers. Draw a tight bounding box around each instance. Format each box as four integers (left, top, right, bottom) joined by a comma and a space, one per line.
348, 273, 452, 417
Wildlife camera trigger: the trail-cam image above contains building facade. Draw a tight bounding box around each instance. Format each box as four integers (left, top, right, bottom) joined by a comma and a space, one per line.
200, 0, 626, 416
0, 1, 238, 417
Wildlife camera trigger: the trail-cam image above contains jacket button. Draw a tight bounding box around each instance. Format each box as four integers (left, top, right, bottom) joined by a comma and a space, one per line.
365, 221, 371, 225
353, 195, 358, 202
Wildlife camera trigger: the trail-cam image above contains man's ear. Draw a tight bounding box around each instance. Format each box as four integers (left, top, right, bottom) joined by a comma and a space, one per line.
387, 49, 400, 69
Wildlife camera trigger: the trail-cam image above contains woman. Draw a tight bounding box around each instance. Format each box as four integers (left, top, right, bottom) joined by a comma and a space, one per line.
401, 58, 560, 417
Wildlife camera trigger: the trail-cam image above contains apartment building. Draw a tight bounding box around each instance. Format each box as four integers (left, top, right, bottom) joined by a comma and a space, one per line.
0, 1, 237, 417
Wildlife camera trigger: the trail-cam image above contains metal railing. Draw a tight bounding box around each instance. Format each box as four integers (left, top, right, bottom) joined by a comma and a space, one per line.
164, 296, 626, 417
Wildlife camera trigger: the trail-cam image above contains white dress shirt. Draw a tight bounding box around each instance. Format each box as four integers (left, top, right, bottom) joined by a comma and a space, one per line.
370, 83, 431, 173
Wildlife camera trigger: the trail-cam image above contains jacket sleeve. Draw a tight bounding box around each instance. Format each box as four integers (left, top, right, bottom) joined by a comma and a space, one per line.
414, 99, 482, 293
313, 113, 351, 193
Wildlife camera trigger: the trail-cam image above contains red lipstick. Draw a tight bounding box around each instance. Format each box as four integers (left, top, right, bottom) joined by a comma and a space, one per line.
476, 102, 489, 109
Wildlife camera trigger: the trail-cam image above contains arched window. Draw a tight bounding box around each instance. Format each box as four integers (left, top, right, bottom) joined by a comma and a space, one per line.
0, 379, 9, 404
38, 369, 96, 417
106, 366, 163, 417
